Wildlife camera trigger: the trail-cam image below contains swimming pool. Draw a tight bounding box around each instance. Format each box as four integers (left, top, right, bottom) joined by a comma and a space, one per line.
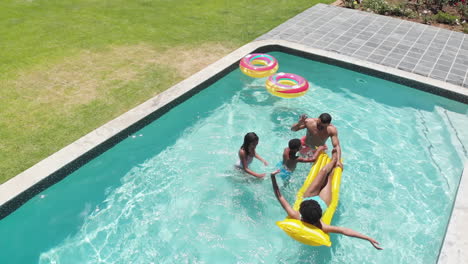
1, 49, 467, 263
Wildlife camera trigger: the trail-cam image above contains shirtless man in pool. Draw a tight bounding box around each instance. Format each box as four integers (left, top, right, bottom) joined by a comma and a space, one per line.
291, 113, 343, 169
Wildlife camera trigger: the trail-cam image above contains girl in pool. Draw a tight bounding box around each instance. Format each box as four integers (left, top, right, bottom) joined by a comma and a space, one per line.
236, 132, 269, 178
271, 149, 383, 250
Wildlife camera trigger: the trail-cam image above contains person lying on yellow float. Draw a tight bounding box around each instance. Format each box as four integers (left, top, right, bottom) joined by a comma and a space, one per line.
271, 148, 383, 250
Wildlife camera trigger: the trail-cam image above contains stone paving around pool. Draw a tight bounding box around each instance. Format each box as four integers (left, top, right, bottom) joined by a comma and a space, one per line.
257, 4, 468, 89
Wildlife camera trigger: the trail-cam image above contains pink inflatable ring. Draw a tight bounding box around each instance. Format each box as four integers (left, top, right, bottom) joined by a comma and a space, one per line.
239, 53, 279, 78
265, 72, 309, 98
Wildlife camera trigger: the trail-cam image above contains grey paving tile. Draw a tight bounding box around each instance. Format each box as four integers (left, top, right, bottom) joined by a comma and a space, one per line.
382, 57, 401, 67
386, 52, 405, 61
413, 66, 432, 76
354, 49, 371, 58
302, 37, 318, 45
345, 42, 362, 49
430, 46, 447, 54
449, 67, 467, 77
441, 50, 457, 57
327, 44, 343, 51
395, 44, 412, 50
399, 40, 415, 47
424, 47, 441, 54
286, 34, 305, 42
406, 35, 419, 42
410, 47, 425, 54
437, 59, 454, 67
361, 31, 374, 38
431, 42, 446, 49
338, 46, 358, 55
401, 56, 420, 64
433, 64, 451, 72
406, 52, 423, 60
358, 46, 376, 53
349, 38, 366, 46
321, 36, 337, 43
306, 33, 324, 40
420, 56, 439, 64
419, 59, 437, 68
446, 74, 465, 86
461, 42, 468, 51
347, 29, 361, 35
392, 48, 408, 55
364, 41, 380, 48
445, 45, 460, 52
332, 41, 351, 48
453, 59, 468, 68
295, 20, 310, 27
337, 36, 353, 42
314, 40, 330, 47
372, 49, 390, 56
380, 42, 398, 50
413, 43, 430, 50
356, 34, 371, 41
457, 54, 468, 61
398, 61, 417, 71
387, 36, 402, 43
257, 4, 466, 89
460, 59, 468, 66
430, 69, 449, 80
368, 54, 385, 64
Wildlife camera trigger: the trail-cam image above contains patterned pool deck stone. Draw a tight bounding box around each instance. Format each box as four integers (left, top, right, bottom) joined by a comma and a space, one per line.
257, 4, 468, 89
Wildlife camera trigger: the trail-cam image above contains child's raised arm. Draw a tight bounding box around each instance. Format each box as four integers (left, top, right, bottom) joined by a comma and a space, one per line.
321, 223, 383, 250
271, 174, 300, 220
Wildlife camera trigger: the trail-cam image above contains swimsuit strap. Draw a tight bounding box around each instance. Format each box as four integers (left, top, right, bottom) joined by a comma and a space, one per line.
302, 196, 328, 215
302, 196, 316, 202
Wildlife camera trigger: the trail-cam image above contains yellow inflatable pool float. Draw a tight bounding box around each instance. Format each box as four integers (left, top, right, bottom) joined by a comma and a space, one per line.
276, 153, 342, 247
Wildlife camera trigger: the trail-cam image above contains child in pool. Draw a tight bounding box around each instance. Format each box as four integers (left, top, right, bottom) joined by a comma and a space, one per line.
235, 132, 269, 178
271, 148, 383, 250
274, 139, 326, 181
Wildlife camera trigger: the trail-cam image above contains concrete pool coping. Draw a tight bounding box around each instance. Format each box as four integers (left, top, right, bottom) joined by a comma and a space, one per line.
0, 39, 467, 263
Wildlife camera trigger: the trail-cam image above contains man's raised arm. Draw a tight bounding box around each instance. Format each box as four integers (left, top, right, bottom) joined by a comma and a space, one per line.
291, 114, 307, 131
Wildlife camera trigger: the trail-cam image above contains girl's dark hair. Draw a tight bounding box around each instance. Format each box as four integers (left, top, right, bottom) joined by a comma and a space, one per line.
299, 200, 322, 225
241, 132, 259, 156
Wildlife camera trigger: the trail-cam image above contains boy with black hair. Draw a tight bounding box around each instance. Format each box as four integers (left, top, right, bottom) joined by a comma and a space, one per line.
273, 138, 325, 181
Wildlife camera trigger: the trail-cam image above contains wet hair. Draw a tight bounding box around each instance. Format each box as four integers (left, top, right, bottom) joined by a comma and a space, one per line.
319, 113, 332, 124
241, 132, 259, 157
288, 138, 302, 150
299, 199, 322, 225
288, 138, 301, 159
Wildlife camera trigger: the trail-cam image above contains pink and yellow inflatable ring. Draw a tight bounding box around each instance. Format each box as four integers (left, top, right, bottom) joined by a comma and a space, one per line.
239, 53, 279, 78
265, 72, 309, 99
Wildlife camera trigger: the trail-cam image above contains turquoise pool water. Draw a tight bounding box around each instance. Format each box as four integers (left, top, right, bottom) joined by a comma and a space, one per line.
1, 51, 467, 263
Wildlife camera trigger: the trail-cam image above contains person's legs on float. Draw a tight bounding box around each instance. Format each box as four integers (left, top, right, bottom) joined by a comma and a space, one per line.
303, 156, 336, 198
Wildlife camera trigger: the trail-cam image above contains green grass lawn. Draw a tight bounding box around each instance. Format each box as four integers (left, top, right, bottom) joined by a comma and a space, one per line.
0, 0, 334, 183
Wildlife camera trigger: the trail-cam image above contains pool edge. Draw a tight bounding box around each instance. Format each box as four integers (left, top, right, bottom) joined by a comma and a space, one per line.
1, 40, 466, 263
437, 162, 468, 264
